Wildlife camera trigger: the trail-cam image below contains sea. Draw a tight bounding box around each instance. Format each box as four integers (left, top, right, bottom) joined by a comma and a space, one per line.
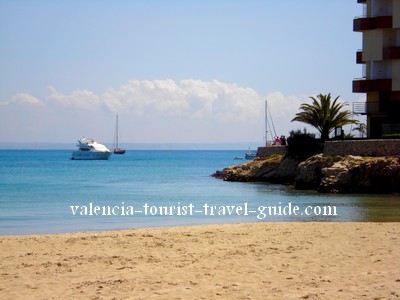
0, 150, 399, 235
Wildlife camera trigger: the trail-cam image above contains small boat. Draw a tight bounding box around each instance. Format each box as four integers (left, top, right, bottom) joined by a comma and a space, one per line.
113, 114, 125, 154
114, 147, 125, 154
245, 152, 257, 160
71, 137, 112, 160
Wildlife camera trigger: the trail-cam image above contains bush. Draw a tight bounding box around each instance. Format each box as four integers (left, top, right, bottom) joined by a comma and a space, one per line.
286, 129, 322, 161
382, 133, 400, 139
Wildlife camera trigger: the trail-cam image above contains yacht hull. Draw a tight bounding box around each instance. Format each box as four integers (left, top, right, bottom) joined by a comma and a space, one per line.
71, 150, 111, 160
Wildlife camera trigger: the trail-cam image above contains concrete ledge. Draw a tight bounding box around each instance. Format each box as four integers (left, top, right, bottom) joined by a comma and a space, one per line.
323, 139, 400, 157
257, 146, 287, 158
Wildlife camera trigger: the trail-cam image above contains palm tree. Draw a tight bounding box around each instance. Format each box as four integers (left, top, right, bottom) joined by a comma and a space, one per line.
291, 93, 359, 141
352, 123, 367, 138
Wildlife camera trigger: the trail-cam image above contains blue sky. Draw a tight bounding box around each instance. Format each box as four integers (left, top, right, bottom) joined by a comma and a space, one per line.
0, 0, 365, 145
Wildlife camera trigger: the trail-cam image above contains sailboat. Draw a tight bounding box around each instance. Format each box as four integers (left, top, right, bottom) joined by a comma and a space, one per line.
265, 100, 278, 146
113, 114, 126, 154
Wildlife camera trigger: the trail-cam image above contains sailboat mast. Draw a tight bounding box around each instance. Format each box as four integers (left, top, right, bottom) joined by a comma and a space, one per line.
265, 100, 268, 146
112, 114, 125, 154
116, 114, 119, 147
113, 114, 119, 148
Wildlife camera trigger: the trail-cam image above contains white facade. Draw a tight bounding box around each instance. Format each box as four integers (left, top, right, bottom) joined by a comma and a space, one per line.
362, 0, 400, 90
354, 0, 400, 137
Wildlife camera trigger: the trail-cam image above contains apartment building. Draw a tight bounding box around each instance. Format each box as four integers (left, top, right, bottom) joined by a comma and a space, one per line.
353, 0, 400, 138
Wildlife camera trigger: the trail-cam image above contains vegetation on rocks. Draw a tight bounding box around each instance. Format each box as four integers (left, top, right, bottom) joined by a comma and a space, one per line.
286, 129, 322, 161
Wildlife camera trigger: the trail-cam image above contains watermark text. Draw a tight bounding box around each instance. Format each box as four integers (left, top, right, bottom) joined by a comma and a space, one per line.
70, 202, 337, 220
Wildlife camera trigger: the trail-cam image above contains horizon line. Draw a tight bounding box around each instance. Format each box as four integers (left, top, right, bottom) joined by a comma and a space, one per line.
0, 141, 263, 151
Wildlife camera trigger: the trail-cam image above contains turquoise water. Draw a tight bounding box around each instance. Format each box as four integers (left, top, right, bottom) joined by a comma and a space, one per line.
0, 150, 399, 235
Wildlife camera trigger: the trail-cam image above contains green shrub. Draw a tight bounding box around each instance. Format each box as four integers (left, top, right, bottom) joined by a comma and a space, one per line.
382, 133, 400, 139
286, 129, 322, 161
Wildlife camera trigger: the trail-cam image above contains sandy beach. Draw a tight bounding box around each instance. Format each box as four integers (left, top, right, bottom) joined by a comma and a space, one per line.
0, 222, 399, 299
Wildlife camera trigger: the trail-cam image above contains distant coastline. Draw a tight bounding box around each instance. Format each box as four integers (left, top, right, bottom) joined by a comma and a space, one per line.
0, 142, 260, 151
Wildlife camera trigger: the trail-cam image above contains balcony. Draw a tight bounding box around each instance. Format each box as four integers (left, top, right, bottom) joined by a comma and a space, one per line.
353, 16, 393, 31
353, 101, 380, 115
383, 47, 400, 59
352, 79, 392, 93
356, 51, 363, 64
357, 47, 400, 63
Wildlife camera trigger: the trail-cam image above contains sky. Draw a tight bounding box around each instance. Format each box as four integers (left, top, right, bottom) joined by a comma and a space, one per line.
0, 0, 366, 147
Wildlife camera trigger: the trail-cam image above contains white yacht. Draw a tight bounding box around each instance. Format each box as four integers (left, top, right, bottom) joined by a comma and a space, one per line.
71, 137, 112, 160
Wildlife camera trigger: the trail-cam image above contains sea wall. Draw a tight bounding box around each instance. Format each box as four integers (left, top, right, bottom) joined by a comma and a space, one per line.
258, 139, 400, 158
323, 139, 400, 157
257, 146, 287, 158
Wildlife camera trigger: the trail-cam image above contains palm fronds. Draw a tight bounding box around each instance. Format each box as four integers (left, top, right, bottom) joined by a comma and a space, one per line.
291, 93, 359, 140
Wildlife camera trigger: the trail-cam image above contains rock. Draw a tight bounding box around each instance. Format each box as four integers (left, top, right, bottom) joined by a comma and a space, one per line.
295, 154, 341, 190
212, 154, 400, 194
212, 155, 296, 183
272, 157, 298, 183
319, 155, 400, 193
212, 170, 227, 180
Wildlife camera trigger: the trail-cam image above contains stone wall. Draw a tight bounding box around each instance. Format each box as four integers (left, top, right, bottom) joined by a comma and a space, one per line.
323, 139, 400, 157
257, 146, 287, 158
257, 139, 399, 158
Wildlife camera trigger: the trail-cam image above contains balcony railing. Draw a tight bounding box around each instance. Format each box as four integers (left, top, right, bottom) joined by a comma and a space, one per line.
356, 47, 400, 63
353, 79, 392, 93
356, 50, 363, 63
353, 102, 380, 115
353, 16, 393, 31
383, 47, 400, 59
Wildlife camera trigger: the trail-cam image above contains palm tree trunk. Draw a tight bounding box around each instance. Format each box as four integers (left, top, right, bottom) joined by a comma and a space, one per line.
321, 130, 330, 141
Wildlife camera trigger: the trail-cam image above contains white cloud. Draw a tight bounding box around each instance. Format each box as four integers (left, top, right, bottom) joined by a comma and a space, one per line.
43, 79, 265, 122
261, 91, 309, 138
2, 79, 314, 143
48, 86, 102, 111
266, 92, 303, 119
102, 79, 189, 116
181, 79, 262, 122
11, 93, 44, 106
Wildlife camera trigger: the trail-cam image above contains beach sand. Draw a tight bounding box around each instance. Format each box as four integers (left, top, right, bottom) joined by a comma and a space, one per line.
0, 222, 399, 299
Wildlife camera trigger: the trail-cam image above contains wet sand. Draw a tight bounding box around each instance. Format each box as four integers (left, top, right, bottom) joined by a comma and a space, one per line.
0, 222, 399, 299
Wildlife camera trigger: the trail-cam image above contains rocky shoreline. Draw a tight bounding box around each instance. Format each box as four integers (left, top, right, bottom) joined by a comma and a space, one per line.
212, 154, 400, 193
